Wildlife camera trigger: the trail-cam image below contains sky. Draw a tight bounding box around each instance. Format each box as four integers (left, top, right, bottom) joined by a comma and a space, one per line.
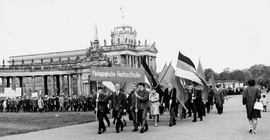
1, 0, 270, 73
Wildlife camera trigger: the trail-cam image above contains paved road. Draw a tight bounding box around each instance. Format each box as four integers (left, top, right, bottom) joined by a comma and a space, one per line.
2, 95, 270, 140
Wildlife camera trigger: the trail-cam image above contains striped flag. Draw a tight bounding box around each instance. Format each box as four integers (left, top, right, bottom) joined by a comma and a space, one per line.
175, 52, 202, 85
197, 60, 210, 103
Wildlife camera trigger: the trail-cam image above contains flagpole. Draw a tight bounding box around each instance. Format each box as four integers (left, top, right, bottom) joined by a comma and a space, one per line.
95, 81, 99, 121
157, 61, 172, 87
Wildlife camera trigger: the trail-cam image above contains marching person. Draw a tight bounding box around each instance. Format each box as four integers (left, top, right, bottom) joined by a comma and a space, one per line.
128, 83, 140, 132
206, 86, 214, 114
107, 84, 127, 133
191, 82, 203, 122
149, 87, 160, 127
164, 82, 178, 126
214, 85, 225, 115
135, 82, 150, 133
93, 87, 109, 134
242, 79, 261, 134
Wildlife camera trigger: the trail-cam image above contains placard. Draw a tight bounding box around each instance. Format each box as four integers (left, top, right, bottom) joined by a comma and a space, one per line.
89, 67, 145, 82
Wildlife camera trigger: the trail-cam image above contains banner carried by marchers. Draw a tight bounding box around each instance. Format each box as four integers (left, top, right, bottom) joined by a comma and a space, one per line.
89, 67, 145, 82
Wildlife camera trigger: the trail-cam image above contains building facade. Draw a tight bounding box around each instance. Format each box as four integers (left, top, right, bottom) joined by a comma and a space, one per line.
0, 25, 158, 97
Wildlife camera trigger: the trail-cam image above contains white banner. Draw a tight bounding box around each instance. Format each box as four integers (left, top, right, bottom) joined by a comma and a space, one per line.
102, 81, 116, 92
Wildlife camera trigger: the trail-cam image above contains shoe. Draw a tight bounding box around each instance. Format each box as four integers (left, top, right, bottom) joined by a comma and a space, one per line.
132, 128, 138, 132
140, 128, 144, 133
169, 123, 172, 127
116, 130, 120, 133
192, 120, 197, 122
249, 128, 253, 133
144, 126, 148, 132
155, 124, 157, 127
200, 118, 203, 121
98, 131, 102, 134
173, 122, 176, 125
121, 125, 124, 131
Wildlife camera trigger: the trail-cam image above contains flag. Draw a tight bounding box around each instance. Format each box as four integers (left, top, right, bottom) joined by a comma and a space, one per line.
141, 56, 163, 95
102, 81, 116, 92
158, 63, 168, 83
175, 52, 202, 85
197, 60, 210, 103
159, 63, 188, 114
209, 72, 216, 88
175, 76, 188, 116
159, 63, 175, 88
144, 75, 151, 87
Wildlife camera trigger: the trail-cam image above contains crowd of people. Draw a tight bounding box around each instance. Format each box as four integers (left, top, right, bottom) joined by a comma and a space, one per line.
0, 94, 95, 113
93, 81, 230, 135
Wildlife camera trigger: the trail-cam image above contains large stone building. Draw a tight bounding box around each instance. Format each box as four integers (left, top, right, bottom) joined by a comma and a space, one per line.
0, 25, 158, 97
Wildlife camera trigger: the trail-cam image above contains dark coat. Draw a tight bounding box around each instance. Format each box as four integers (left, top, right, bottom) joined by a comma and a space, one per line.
92, 93, 109, 114
243, 86, 261, 119
108, 91, 127, 111
164, 87, 177, 109
214, 90, 224, 107
136, 89, 150, 110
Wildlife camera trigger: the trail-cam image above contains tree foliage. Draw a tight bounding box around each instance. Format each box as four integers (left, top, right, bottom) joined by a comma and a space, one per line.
204, 64, 270, 88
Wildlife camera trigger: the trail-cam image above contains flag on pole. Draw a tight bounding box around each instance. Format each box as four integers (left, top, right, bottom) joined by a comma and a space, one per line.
159, 63, 175, 88
158, 63, 168, 83
209, 72, 216, 88
159, 63, 188, 113
141, 56, 163, 95
175, 52, 202, 85
197, 60, 210, 103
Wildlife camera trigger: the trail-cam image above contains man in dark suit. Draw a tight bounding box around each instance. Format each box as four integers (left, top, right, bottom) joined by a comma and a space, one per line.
93, 87, 109, 134
191, 82, 204, 122
128, 83, 140, 132
107, 84, 127, 133
164, 82, 178, 127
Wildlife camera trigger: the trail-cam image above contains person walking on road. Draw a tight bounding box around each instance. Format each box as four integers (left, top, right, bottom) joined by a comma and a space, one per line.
107, 84, 127, 133
242, 79, 261, 134
214, 85, 224, 115
149, 87, 160, 127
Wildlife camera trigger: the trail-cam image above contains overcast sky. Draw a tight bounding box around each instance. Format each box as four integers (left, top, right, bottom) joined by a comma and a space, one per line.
1, 0, 270, 73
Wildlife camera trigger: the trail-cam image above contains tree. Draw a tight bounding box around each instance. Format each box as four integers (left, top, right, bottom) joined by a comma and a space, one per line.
204, 68, 215, 81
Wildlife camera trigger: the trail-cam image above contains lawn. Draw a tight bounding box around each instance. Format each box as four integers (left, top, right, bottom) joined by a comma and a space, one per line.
0, 112, 96, 137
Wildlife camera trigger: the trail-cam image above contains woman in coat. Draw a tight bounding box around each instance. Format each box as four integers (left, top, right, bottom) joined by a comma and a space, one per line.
242, 79, 261, 134
149, 87, 160, 127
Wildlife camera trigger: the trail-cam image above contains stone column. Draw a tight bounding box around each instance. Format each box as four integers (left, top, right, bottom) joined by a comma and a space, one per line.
12, 77, 16, 90
77, 73, 82, 95
129, 55, 132, 68
133, 56, 136, 68
135, 56, 138, 68
138, 56, 141, 68
68, 74, 73, 95
31, 76, 35, 92
2, 77, 5, 93
59, 75, 64, 94
51, 75, 55, 95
